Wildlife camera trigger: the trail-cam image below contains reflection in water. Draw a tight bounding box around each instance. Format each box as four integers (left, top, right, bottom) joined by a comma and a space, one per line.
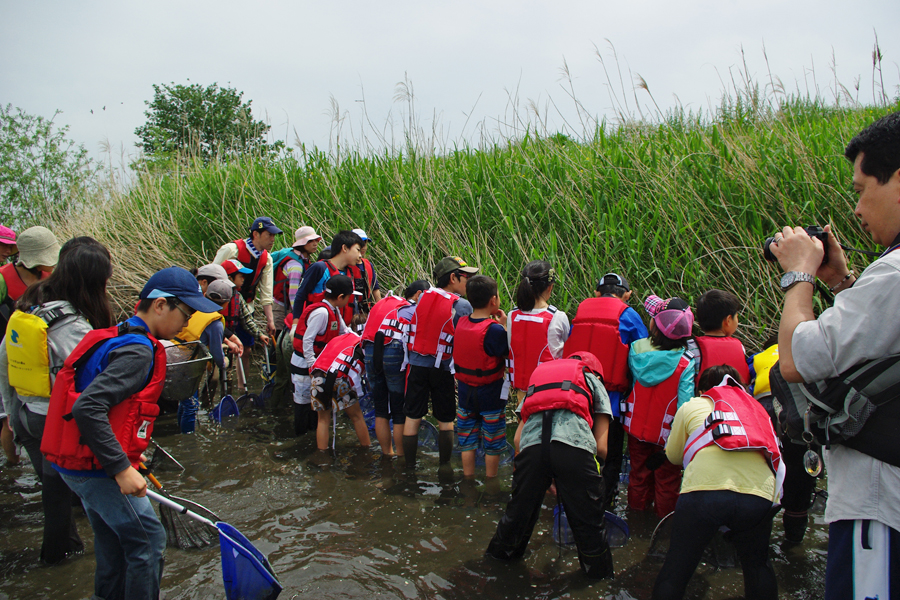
0, 408, 827, 599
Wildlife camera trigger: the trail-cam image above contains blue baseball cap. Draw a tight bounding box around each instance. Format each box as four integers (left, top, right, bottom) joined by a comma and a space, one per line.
140, 266, 222, 313
250, 216, 283, 235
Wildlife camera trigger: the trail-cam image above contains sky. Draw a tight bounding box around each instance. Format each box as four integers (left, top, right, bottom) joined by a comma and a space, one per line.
2, 1, 899, 166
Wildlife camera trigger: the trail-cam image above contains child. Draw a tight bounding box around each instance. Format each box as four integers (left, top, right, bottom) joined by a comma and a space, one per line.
351, 228, 382, 313
506, 260, 568, 396
290, 274, 359, 436
360, 280, 429, 457
654, 365, 781, 600
41, 266, 221, 600
402, 256, 478, 468
622, 295, 696, 518
694, 289, 750, 384
291, 230, 364, 326
453, 275, 509, 478
309, 331, 371, 450
0, 238, 109, 564
564, 272, 648, 508
486, 352, 614, 580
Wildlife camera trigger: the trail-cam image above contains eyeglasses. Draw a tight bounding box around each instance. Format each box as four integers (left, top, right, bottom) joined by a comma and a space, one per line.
174, 303, 193, 324
455, 271, 470, 279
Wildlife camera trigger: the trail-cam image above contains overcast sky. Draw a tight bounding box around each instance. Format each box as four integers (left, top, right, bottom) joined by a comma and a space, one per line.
3, 1, 898, 166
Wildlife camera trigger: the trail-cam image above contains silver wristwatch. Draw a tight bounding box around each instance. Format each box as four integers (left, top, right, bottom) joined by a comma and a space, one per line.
780, 271, 816, 291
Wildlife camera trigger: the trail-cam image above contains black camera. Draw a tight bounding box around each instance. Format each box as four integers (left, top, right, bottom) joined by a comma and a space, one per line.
763, 226, 829, 264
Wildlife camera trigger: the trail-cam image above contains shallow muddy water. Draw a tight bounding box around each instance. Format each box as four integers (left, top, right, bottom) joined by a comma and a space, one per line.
0, 406, 828, 599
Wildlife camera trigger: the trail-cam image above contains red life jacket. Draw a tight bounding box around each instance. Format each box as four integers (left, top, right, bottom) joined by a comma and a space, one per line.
563, 297, 630, 392
408, 288, 459, 367
348, 259, 376, 311
219, 294, 240, 331
507, 307, 557, 390
520, 353, 605, 427
306, 260, 354, 325
695, 336, 751, 385
361, 295, 409, 344
312, 332, 363, 375
0, 262, 36, 301
310, 332, 365, 406
622, 350, 692, 445
682, 383, 785, 498
41, 325, 166, 471
453, 317, 505, 386
272, 250, 306, 307
234, 239, 269, 303
292, 301, 341, 357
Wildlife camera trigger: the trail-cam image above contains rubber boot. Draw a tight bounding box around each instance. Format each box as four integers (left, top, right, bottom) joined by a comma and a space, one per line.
783, 511, 809, 545
438, 430, 454, 464
402, 435, 418, 469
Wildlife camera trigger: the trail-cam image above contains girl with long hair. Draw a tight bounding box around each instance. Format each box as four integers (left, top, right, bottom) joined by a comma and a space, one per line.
506, 261, 570, 410
0, 236, 113, 564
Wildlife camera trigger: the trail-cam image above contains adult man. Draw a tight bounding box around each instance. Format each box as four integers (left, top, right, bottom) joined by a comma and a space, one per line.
770, 112, 900, 600
213, 216, 282, 338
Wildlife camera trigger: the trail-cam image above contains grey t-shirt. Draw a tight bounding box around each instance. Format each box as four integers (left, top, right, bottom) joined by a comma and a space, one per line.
792, 248, 900, 531
517, 372, 612, 455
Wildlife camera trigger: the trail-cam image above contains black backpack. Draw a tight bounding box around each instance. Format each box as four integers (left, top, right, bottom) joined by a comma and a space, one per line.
769, 357, 900, 467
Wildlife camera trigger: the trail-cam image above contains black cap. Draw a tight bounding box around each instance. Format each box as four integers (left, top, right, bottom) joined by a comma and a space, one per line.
324, 274, 362, 297
597, 272, 630, 292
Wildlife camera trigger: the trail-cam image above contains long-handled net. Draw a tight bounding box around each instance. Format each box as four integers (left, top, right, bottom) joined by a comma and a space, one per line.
141, 463, 221, 549
147, 491, 283, 600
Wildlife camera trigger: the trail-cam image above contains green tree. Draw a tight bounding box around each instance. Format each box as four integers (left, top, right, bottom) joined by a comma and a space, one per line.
0, 104, 97, 227
134, 82, 283, 166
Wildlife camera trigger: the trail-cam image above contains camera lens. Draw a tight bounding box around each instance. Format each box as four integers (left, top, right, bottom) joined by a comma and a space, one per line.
763, 237, 777, 262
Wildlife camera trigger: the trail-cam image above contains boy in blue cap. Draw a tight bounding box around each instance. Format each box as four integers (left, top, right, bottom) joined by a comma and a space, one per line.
41, 266, 220, 600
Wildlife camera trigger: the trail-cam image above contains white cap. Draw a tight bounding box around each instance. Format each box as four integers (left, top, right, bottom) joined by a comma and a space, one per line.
352, 228, 369, 242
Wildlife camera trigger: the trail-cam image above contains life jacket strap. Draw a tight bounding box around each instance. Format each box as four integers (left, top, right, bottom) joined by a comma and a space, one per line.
454, 363, 504, 378
526, 380, 591, 402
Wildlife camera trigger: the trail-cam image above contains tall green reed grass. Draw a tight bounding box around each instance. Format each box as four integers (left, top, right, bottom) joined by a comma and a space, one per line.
55, 91, 900, 352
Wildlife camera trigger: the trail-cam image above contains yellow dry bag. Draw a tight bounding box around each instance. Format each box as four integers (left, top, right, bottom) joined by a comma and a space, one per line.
6, 307, 75, 398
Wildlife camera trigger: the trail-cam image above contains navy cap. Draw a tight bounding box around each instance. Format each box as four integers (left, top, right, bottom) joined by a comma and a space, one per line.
140, 266, 223, 313
250, 216, 283, 235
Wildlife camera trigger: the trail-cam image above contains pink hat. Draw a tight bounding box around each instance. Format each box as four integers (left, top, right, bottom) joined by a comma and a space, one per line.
292, 226, 322, 248
644, 294, 694, 340
0, 225, 16, 246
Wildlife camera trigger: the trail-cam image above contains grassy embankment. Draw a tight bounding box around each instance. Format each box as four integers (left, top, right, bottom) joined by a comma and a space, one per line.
55, 97, 900, 352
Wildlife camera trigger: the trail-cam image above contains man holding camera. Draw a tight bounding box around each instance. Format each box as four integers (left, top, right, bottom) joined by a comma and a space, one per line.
770, 112, 900, 600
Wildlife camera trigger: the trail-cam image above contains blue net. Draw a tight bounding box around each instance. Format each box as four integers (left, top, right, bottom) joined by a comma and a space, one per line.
217, 522, 282, 600
552, 505, 629, 549
211, 395, 240, 423
417, 420, 439, 451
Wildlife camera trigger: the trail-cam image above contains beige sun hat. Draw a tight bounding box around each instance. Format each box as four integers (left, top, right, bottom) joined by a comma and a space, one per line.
17, 226, 61, 269
292, 226, 322, 248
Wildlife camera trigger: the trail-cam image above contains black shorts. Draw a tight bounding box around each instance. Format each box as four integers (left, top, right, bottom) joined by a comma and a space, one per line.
403, 364, 456, 423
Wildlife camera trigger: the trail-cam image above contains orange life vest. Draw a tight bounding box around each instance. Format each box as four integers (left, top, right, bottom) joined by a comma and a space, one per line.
407, 288, 459, 367
520, 353, 605, 428
682, 383, 785, 499
695, 335, 751, 385
292, 301, 341, 357
361, 295, 409, 344
622, 350, 692, 445
453, 317, 505, 387
41, 324, 166, 471
563, 297, 630, 392
234, 238, 269, 303
507, 307, 557, 390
